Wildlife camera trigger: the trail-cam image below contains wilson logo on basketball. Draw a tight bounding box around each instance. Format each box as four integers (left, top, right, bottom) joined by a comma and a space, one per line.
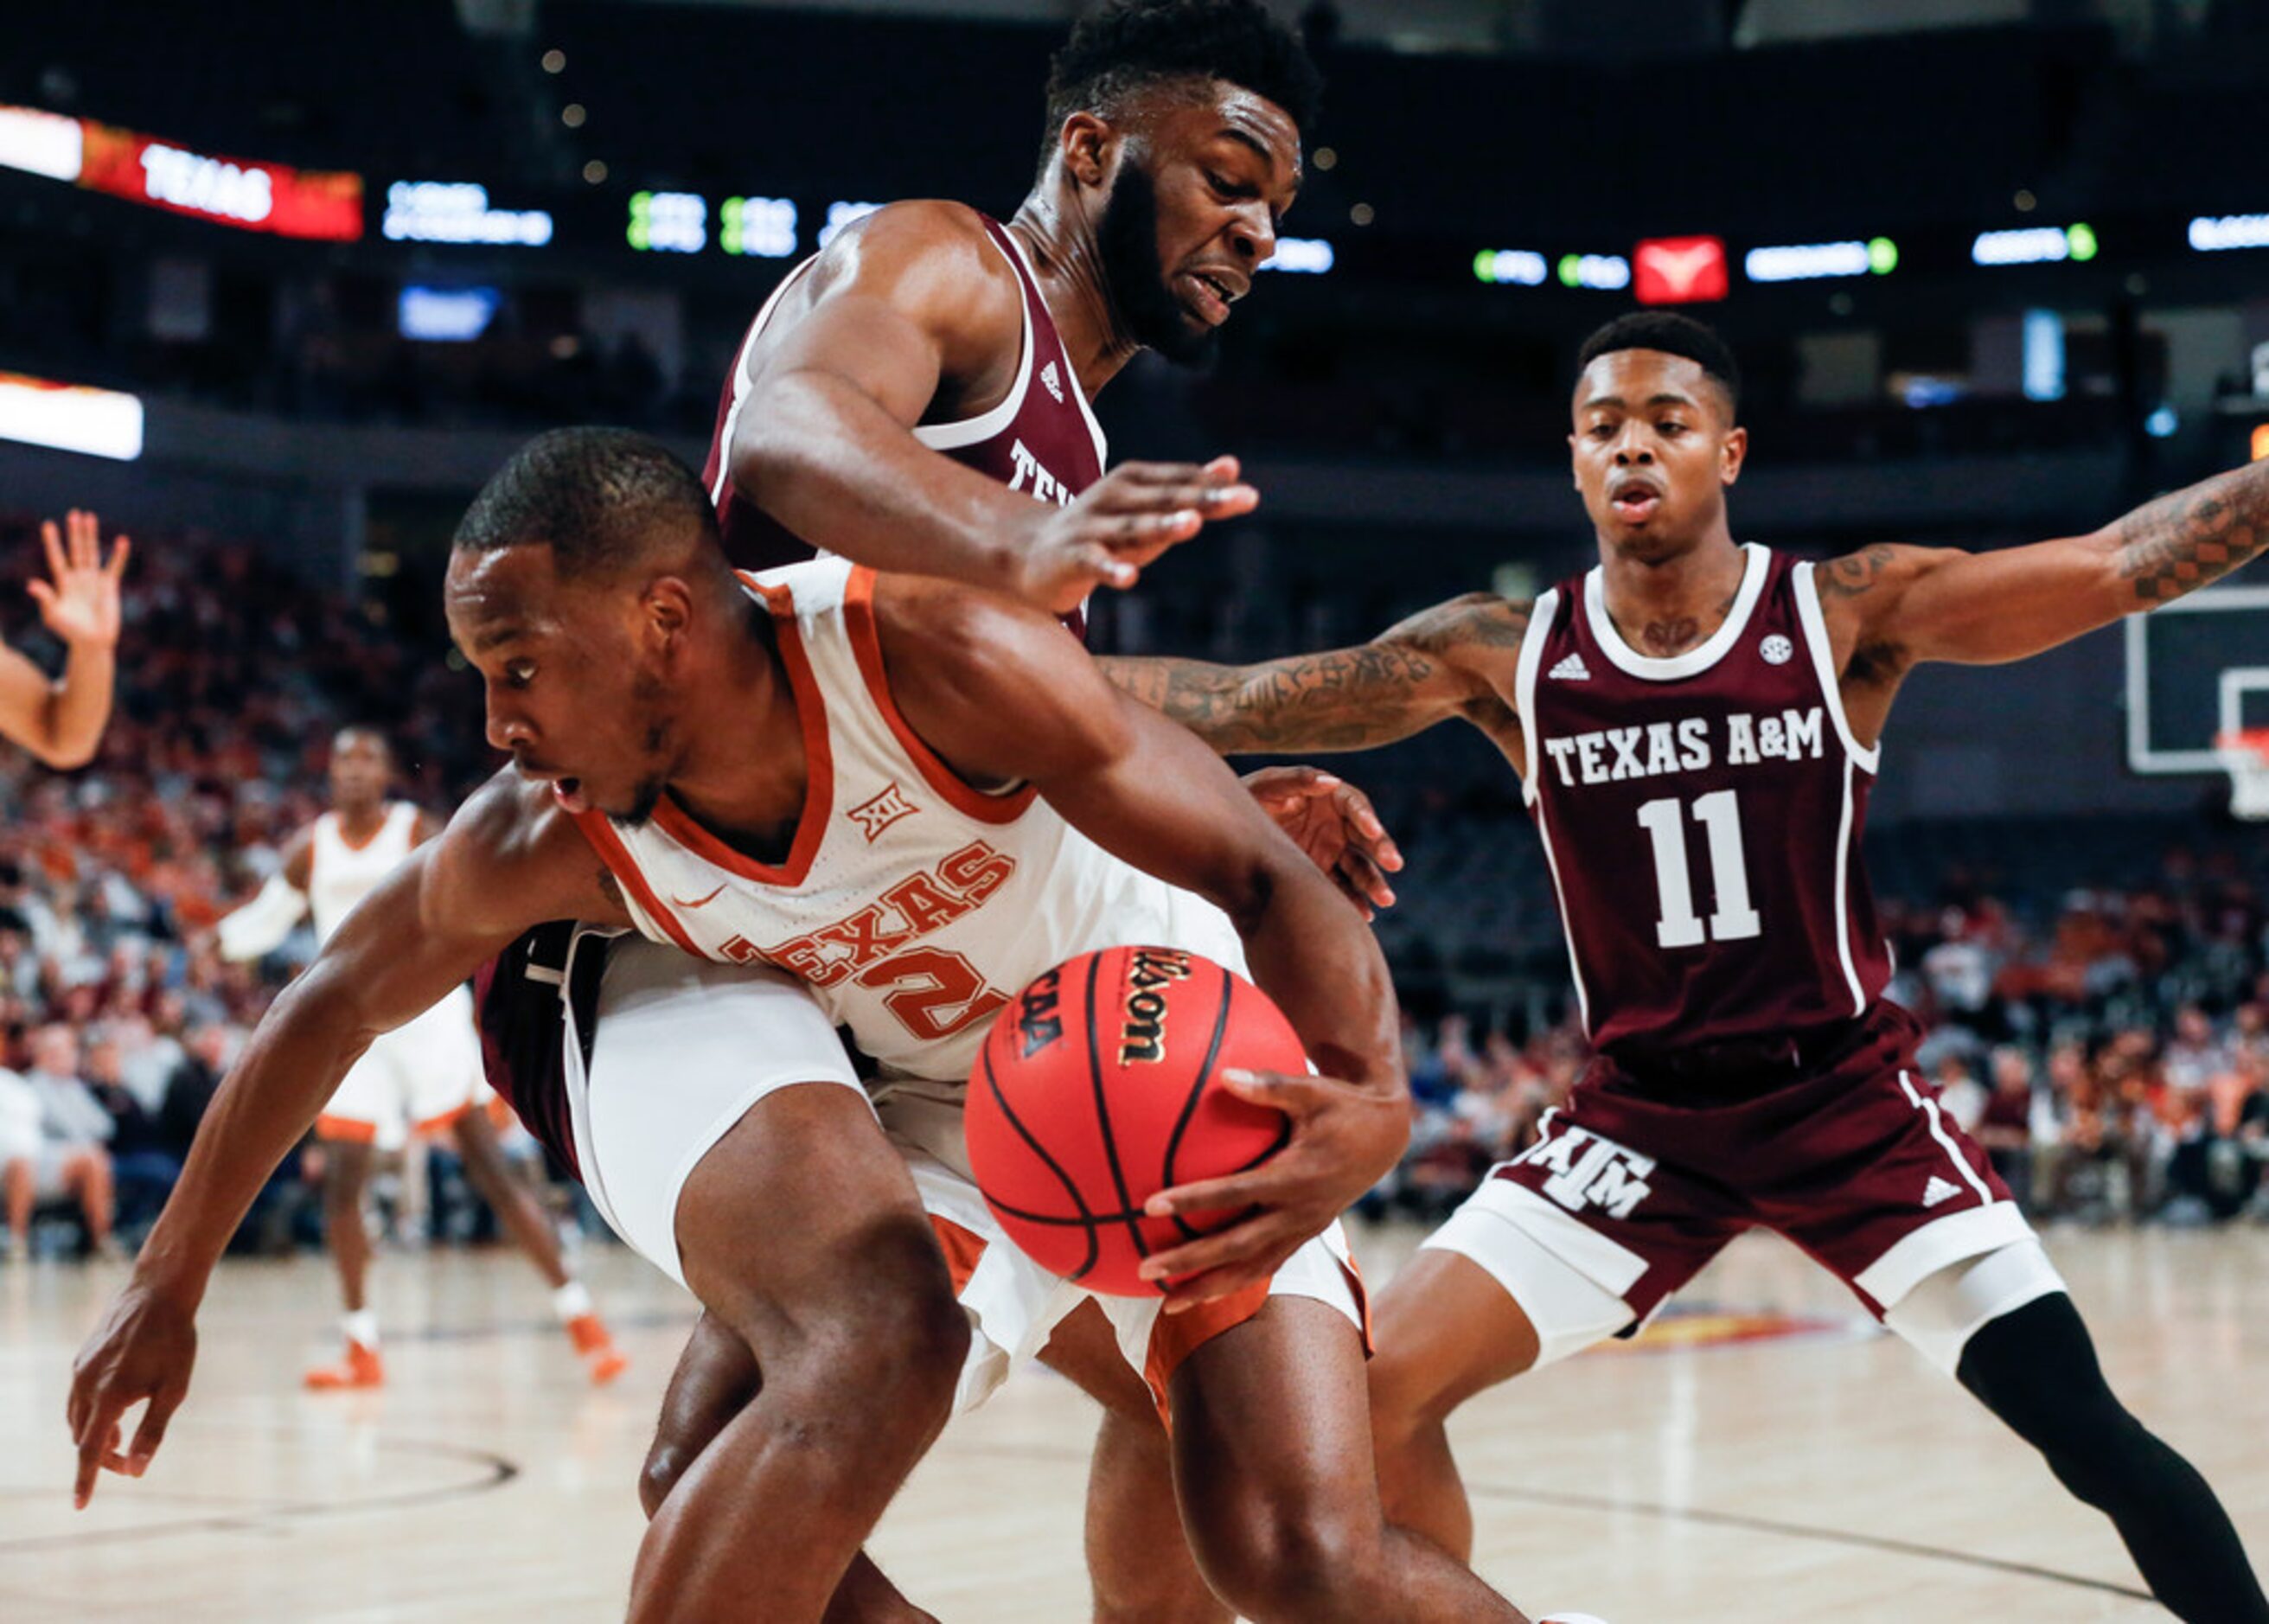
847, 781, 920, 842
1117, 947, 1193, 1065
1017, 966, 1064, 1057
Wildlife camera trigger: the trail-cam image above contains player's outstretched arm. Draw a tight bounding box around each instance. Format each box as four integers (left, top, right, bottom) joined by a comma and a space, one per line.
67, 777, 624, 1507
1826, 457, 2269, 668
0, 510, 129, 769
732, 201, 1256, 615
1097, 591, 1529, 756
879, 581, 1408, 1305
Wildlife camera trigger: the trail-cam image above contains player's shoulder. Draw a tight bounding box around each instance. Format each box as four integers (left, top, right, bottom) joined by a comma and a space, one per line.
425, 770, 594, 930
869, 576, 1118, 758
813, 201, 1019, 303
1808, 542, 1959, 618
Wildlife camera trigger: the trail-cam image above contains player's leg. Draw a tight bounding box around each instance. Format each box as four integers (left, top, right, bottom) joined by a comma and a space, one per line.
1368, 1151, 1699, 1562
642, 1309, 938, 1624
1886, 1248, 2268, 1622
306, 1133, 385, 1388
1167, 1295, 1528, 1624
3, 1154, 32, 1250
448, 1103, 625, 1384
565, 937, 962, 1621
61, 1147, 114, 1252
628, 1084, 966, 1623
1034, 1301, 1230, 1624
1365, 1249, 1546, 1561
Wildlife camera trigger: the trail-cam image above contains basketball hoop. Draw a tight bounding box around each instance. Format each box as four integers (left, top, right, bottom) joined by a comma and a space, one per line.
2215, 728, 2269, 820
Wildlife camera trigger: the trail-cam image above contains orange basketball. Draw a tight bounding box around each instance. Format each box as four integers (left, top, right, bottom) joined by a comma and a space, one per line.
965, 945, 1303, 1296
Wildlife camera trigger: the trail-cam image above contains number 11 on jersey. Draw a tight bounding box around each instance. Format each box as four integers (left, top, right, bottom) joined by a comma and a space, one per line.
1636, 790, 1761, 949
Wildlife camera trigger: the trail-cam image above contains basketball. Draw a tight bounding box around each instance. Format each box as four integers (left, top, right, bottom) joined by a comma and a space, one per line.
964, 945, 1305, 1296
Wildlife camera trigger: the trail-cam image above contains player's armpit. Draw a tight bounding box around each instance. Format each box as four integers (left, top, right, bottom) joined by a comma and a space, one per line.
1097, 592, 1526, 756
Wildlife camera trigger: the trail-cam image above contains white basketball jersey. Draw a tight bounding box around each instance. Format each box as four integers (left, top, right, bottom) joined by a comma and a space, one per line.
572, 558, 1243, 1088
308, 802, 422, 943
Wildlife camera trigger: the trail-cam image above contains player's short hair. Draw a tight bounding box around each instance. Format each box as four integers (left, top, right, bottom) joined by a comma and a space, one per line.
1576, 313, 1742, 418
453, 427, 719, 582
1040, 0, 1323, 167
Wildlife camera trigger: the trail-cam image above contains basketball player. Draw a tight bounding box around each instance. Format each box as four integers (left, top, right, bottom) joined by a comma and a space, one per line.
576, 4, 1392, 1609
1103, 312, 2269, 1621
69, 431, 1557, 1624
0, 509, 129, 770
215, 726, 624, 1389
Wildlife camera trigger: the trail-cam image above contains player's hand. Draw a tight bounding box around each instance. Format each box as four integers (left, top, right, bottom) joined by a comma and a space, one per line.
67, 1277, 198, 1508
30, 510, 130, 649
1242, 766, 1403, 920
1136, 1067, 1408, 1309
1007, 457, 1257, 615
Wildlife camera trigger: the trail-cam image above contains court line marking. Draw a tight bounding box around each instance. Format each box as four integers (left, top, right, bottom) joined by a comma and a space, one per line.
0, 1435, 517, 1554
947, 1440, 2157, 1605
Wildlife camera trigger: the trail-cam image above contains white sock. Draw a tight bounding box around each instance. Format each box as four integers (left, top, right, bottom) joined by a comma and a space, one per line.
342, 1308, 380, 1350
552, 1281, 594, 1322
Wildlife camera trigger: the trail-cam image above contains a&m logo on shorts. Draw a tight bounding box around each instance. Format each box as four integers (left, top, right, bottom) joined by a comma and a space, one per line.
1522, 1122, 1656, 1219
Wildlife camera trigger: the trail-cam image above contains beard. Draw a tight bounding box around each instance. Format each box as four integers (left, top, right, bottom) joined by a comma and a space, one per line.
1096, 163, 1218, 368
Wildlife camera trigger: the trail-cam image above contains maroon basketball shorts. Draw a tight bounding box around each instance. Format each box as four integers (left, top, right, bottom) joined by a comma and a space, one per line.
1423, 1002, 2061, 1369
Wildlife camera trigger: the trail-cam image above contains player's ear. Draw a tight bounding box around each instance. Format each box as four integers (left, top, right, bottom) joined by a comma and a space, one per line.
1720, 425, 1748, 488
1567, 430, 1581, 489
641, 576, 693, 649
1058, 112, 1115, 193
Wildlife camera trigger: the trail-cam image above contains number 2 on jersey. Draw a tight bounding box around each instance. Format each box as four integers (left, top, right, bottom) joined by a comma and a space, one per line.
855, 947, 1011, 1042
1635, 790, 1761, 949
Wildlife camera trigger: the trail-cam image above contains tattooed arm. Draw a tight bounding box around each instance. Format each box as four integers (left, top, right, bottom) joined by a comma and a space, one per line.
1816, 459, 2269, 675
1096, 592, 1531, 756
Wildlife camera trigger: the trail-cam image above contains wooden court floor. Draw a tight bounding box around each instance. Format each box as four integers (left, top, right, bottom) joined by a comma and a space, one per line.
2, 1220, 2262, 1621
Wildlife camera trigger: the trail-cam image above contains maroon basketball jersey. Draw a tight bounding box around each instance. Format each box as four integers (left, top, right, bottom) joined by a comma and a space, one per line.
700, 210, 1109, 593
1516, 544, 1892, 1058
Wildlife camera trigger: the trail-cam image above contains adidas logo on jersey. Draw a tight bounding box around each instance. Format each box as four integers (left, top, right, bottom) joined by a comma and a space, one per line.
1921, 1175, 1964, 1209
1039, 361, 1064, 403
1549, 653, 1592, 681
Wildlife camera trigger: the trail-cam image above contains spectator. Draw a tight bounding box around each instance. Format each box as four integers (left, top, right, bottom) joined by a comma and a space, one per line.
11, 1024, 115, 1255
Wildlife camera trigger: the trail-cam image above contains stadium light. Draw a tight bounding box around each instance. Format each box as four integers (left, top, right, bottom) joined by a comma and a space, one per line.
0, 104, 83, 182
383, 182, 552, 246
2189, 214, 2269, 253
1972, 223, 2096, 267
720, 195, 797, 258
1260, 237, 1333, 274
0, 372, 143, 461
1633, 236, 1729, 305
1743, 238, 1899, 284
1556, 253, 1631, 291
399, 286, 502, 342
629, 190, 706, 253
1473, 249, 1548, 286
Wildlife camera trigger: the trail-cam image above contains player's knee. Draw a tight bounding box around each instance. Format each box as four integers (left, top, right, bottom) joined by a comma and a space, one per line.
1187, 1489, 1382, 1623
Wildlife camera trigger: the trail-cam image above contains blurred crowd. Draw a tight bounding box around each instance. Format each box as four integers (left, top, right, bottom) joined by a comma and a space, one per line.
0, 515, 2260, 1260
0, 513, 493, 1258
1382, 856, 2269, 1227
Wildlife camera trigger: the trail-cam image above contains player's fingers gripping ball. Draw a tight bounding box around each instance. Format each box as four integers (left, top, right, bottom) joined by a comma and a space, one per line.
966, 945, 1303, 1296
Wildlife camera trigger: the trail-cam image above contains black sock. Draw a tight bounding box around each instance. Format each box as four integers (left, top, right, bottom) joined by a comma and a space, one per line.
1958, 1293, 2268, 1624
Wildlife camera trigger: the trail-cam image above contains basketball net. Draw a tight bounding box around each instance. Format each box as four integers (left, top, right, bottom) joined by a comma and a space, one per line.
2215, 729, 2269, 821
